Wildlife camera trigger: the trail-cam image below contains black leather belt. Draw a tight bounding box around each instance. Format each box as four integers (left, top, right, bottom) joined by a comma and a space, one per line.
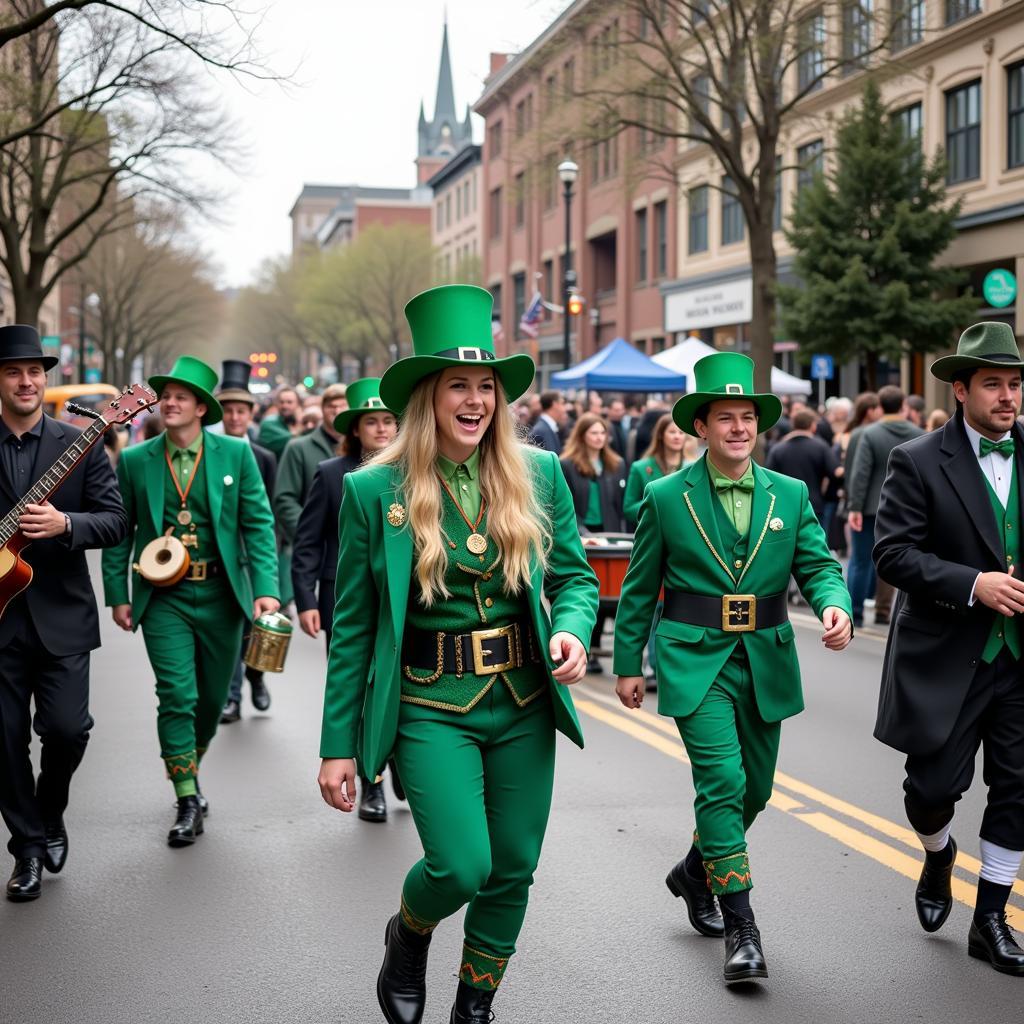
663, 589, 788, 633
182, 559, 225, 582
403, 620, 538, 677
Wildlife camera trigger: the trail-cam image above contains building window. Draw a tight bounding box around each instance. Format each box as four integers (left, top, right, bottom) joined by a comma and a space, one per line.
435, 202, 444, 232
946, 79, 981, 184
636, 208, 649, 283
1010, 62, 1024, 170
797, 139, 824, 193
563, 58, 575, 98
890, 0, 924, 51
945, 0, 981, 26
721, 176, 745, 246
773, 155, 783, 230
841, 0, 872, 72
514, 100, 526, 139
514, 172, 526, 229
691, 73, 711, 140
894, 102, 923, 147
491, 283, 502, 328
445, 194, 452, 229
654, 200, 668, 277
489, 186, 503, 240
591, 121, 619, 182
545, 73, 557, 110
797, 10, 826, 93
688, 186, 709, 254
512, 272, 526, 336
490, 122, 503, 158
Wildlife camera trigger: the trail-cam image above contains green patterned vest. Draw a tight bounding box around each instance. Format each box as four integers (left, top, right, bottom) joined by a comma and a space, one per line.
711, 480, 751, 581
162, 453, 219, 563
401, 493, 544, 712
981, 467, 1021, 663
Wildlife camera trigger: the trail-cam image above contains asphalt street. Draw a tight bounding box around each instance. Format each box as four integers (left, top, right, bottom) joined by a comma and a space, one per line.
2, 560, 1023, 1024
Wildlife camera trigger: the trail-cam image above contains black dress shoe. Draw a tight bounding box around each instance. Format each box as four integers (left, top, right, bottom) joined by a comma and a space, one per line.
167, 795, 204, 847
915, 837, 957, 933
359, 780, 388, 823
389, 758, 406, 801
43, 822, 68, 874
450, 979, 497, 1023
968, 911, 1024, 975
666, 860, 724, 937
723, 913, 768, 984
249, 672, 271, 711
377, 913, 431, 1024
220, 699, 241, 724
6, 857, 43, 902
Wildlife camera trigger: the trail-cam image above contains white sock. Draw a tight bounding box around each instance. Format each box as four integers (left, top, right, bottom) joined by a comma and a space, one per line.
916, 824, 952, 854
979, 840, 1023, 886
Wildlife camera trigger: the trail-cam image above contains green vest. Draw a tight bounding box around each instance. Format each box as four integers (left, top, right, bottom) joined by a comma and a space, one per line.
401, 493, 545, 712
162, 455, 219, 563
711, 479, 751, 582
981, 468, 1021, 663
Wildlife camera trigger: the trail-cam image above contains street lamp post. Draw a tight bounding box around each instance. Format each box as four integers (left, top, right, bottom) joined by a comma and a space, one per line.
558, 159, 578, 373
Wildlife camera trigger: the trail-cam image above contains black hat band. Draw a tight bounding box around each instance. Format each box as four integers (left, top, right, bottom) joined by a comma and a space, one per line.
435, 347, 496, 362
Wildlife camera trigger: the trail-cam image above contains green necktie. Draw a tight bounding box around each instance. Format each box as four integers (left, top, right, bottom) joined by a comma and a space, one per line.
980, 437, 1015, 459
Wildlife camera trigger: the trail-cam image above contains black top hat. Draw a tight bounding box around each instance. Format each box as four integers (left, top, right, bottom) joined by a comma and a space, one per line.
216, 358, 255, 405
0, 325, 58, 371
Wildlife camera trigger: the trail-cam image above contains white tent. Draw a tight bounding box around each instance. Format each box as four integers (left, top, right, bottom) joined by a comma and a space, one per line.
651, 337, 812, 397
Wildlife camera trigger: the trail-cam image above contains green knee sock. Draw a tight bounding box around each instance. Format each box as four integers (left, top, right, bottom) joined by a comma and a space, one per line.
174, 777, 198, 798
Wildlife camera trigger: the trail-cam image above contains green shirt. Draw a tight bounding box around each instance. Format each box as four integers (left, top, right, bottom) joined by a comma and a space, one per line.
707, 456, 754, 536
436, 446, 481, 521
165, 430, 203, 491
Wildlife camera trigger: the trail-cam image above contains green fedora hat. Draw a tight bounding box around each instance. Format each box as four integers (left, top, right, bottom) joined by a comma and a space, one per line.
149, 355, 223, 425
379, 284, 535, 414
672, 352, 782, 437
930, 321, 1024, 382
333, 377, 396, 434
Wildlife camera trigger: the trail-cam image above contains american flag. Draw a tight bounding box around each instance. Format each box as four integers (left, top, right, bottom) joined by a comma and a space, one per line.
519, 290, 543, 338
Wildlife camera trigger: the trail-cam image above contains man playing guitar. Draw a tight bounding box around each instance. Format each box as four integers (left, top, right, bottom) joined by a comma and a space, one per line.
0, 325, 127, 902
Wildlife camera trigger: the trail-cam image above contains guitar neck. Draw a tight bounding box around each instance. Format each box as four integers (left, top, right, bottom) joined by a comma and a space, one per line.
0, 417, 107, 544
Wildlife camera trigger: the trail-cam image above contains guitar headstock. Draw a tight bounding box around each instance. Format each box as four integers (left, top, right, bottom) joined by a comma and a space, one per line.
100, 383, 160, 426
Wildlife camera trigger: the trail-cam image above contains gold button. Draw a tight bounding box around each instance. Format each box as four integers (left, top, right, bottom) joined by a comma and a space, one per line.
734, 559, 743, 568
483, 572, 493, 581
485, 597, 493, 607
1008, 556, 1014, 564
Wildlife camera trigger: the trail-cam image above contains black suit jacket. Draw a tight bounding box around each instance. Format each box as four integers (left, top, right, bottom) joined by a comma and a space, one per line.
528, 418, 562, 455
291, 454, 359, 618
0, 414, 127, 655
251, 441, 276, 496
873, 414, 1021, 755
558, 457, 626, 533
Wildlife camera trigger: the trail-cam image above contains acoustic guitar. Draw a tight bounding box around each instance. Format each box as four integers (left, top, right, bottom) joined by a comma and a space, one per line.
0, 382, 158, 620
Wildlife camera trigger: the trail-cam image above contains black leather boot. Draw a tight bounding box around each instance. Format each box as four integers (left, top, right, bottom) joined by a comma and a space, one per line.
968, 912, 1024, 975
220, 699, 241, 724
449, 979, 497, 1023
722, 910, 768, 984
377, 913, 431, 1024
247, 669, 271, 711
167, 796, 204, 847
43, 821, 68, 874
6, 857, 43, 901
915, 837, 957, 933
666, 859, 724, 937
359, 780, 388, 823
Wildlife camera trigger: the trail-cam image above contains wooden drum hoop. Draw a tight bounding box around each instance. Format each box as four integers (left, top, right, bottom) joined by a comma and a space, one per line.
135, 529, 191, 587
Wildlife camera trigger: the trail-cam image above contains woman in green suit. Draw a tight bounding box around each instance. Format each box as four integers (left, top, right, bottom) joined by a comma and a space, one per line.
623, 413, 692, 529
317, 285, 598, 1024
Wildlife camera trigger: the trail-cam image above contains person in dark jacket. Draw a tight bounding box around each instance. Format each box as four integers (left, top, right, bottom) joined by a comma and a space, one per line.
847, 385, 923, 627
559, 412, 626, 673
527, 390, 567, 454
292, 378, 398, 823
765, 408, 839, 522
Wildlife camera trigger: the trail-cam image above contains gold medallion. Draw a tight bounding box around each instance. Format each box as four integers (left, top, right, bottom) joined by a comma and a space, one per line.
387, 502, 407, 527
466, 532, 488, 555
177, 508, 192, 526
182, 532, 199, 548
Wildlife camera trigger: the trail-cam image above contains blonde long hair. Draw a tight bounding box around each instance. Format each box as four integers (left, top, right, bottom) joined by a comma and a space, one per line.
371, 371, 551, 606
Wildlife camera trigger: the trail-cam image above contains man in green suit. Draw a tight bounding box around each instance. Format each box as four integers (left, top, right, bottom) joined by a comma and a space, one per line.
102, 357, 280, 847
614, 352, 853, 985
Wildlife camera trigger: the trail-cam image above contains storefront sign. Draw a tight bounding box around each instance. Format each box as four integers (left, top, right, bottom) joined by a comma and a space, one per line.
982, 268, 1017, 309
665, 278, 753, 332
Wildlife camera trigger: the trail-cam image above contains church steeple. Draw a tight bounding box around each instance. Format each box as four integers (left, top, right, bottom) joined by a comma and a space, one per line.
433, 20, 456, 124
416, 17, 473, 184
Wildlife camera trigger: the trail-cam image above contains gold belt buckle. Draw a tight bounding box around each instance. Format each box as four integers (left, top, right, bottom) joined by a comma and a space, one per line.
188, 561, 208, 581
722, 594, 756, 632
470, 624, 517, 675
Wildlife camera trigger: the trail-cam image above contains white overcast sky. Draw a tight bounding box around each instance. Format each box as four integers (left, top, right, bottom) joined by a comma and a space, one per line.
193, 0, 570, 288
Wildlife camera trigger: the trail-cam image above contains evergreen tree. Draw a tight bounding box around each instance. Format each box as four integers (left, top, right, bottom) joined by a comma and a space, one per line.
779, 80, 979, 388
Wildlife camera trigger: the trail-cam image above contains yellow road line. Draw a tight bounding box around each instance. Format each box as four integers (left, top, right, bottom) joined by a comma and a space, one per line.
573, 694, 1024, 929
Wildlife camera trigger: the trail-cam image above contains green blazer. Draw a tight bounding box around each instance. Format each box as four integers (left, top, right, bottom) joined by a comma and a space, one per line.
101, 431, 280, 626
612, 455, 851, 722
319, 447, 599, 777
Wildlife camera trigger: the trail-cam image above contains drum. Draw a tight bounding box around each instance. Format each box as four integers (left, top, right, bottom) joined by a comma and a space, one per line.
133, 529, 190, 587
243, 611, 293, 673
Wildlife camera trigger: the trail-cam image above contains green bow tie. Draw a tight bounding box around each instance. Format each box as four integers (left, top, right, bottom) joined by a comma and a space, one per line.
980, 437, 1015, 459
713, 475, 755, 493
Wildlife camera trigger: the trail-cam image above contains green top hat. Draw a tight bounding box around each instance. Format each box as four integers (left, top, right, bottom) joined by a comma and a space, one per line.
672, 352, 782, 437
333, 377, 396, 434
930, 322, 1024, 383
379, 284, 535, 414
149, 355, 223, 425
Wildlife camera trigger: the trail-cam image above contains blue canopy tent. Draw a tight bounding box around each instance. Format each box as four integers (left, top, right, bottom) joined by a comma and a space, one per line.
550, 337, 686, 392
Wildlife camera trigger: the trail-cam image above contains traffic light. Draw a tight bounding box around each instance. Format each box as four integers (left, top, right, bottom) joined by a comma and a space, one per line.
567, 291, 584, 316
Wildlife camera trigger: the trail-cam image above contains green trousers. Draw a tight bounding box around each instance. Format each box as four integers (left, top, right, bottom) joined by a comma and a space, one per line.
393, 680, 555, 991
140, 578, 244, 785
674, 649, 781, 895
